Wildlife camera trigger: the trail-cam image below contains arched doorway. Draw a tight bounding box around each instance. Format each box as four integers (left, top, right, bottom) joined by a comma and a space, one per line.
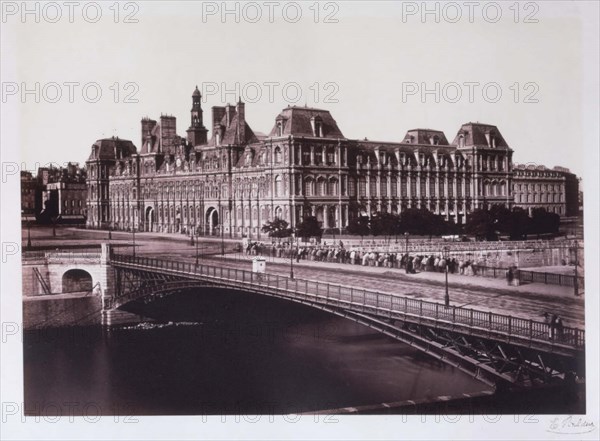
206, 207, 219, 235
145, 206, 155, 232
62, 269, 93, 293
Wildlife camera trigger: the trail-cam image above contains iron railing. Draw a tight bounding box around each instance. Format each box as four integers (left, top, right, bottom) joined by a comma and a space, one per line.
474, 265, 584, 288
109, 254, 585, 349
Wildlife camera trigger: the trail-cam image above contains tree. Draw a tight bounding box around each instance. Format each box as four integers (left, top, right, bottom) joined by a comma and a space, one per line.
506, 207, 531, 240
370, 212, 399, 242
261, 218, 292, 239
530, 208, 560, 236
295, 216, 323, 240
464, 208, 497, 240
346, 215, 370, 240
399, 208, 447, 237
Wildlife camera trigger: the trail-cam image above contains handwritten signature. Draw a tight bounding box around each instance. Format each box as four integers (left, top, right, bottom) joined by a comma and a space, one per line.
548, 416, 596, 435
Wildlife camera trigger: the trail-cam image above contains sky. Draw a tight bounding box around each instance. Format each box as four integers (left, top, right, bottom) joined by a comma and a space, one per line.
1, 1, 596, 182
1, 3, 600, 439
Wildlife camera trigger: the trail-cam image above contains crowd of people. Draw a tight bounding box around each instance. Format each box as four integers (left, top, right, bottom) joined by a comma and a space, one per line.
242, 240, 486, 275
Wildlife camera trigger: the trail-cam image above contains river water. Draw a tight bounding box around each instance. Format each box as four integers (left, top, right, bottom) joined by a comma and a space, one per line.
24, 288, 490, 415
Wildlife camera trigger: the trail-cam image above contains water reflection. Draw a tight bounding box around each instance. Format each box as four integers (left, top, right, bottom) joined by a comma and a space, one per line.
24, 288, 489, 415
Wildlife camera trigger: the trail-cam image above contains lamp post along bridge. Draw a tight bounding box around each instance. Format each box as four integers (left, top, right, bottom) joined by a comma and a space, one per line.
103, 251, 585, 391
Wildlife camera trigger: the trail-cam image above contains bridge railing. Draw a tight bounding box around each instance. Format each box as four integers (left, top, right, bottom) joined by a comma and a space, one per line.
110, 254, 585, 349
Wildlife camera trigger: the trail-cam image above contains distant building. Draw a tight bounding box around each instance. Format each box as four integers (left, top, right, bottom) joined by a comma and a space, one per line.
21, 171, 36, 221
85, 86, 579, 237
36, 163, 87, 223
512, 164, 579, 217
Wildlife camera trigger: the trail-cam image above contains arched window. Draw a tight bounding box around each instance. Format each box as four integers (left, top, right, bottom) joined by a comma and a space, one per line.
317, 177, 327, 196
305, 177, 315, 196
329, 178, 338, 196
274, 175, 283, 197
274, 147, 282, 164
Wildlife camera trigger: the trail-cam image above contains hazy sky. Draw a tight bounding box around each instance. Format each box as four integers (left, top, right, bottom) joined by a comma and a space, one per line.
2, 1, 597, 181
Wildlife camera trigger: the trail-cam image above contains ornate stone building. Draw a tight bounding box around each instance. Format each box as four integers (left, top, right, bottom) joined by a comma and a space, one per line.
86, 86, 550, 238
512, 164, 579, 217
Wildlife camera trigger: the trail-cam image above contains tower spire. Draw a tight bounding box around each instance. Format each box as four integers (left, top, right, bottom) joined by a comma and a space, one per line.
188, 86, 208, 146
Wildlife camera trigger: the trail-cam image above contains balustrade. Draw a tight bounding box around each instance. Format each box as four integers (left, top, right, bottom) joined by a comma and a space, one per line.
109, 253, 585, 348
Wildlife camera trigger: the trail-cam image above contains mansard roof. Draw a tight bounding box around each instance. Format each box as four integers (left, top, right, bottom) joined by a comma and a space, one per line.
88, 137, 137, 161
401, 129, 450, 146
451, 122, 509, 149
268, 106, 344, 138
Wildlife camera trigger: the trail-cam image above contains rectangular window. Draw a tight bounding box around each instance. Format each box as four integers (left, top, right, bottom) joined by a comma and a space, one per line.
429, 178, 436, 197
410, 178, 416, 196
420, 178, 426, 197
401, 178, 407, 197
302, 151, 310, 165
369, 179, 377, 197
348, 178, 356, 197
380, 180, 387, 197
391, 178, 397, 197
359, 179, 366, 197
448, 180, 454, 197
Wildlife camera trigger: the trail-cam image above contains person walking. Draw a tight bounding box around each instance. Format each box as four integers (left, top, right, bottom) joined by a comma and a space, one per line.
550, 314, 558, 340
556, 316, 564, 341
506, 267, 514, 286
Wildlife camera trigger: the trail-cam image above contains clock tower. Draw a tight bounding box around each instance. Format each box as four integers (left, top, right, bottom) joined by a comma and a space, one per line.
187, 85, 208, 146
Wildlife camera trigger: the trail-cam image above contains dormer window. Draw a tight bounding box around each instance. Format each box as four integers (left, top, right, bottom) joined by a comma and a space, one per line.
277, 121, 283, 137
311, 116, 323, 137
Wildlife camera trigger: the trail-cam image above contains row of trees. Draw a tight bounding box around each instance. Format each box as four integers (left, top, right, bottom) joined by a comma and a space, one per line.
465, 206, 560, 240
261, 206, 561, 241
261, 216, 322, 241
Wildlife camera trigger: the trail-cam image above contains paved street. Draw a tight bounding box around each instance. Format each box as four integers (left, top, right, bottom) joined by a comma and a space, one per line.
23, 226, 586, 329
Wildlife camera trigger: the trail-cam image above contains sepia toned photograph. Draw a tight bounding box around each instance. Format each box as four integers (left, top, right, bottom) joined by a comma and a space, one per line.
1, 1, 598, 439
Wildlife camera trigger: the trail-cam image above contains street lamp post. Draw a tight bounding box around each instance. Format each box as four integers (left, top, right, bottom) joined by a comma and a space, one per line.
443, 246, 450, 308
573, 239, 579, 297
220, 224, 225, 256
195, 233, 200, 266
132, 224, 136, 258
26, 220, 32, 249
289, 232, 295, 279
404, 232, 410, 274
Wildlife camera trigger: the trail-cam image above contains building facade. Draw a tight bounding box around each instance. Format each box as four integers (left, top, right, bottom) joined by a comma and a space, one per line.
21, 171, 37, 221
86, 87, 574, 238
35, 163, 87, 223
512, 164, 579, 217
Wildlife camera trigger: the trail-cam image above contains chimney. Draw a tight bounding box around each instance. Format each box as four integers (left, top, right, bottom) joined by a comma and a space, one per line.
225, 104, 235, 127
160, 115, 177, 153
236, 101, 245, 143
212, 106, 226, 129
141, 118, 157, 153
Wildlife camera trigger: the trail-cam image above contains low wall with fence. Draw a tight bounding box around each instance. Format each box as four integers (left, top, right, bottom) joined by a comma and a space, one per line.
237, 245, 582, 289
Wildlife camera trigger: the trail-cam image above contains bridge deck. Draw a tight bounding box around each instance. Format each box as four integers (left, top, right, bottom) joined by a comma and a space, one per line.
110, 254, 585, 355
